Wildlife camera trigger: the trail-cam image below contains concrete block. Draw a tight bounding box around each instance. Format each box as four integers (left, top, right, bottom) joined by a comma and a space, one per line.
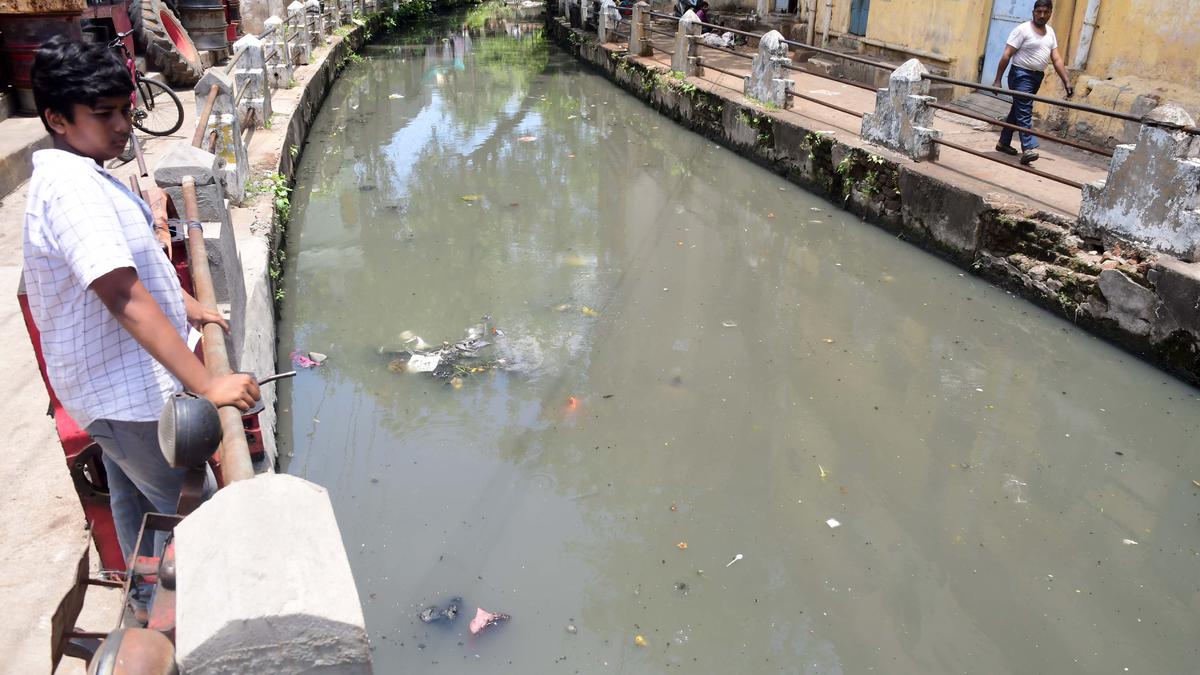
233, 226, 278, 465
899, 168, 985, 260
154, 142, 223, 187
1078, 104, 1200, 260
743, 30, 793, 110
860, 59, 941, 161
175, 474, 371, 674
1151, 256, 1200, 335
161, 182, 230, 229
1097, 268, 1160, 337
630, 2, 651, 57
672, 10, 701, 76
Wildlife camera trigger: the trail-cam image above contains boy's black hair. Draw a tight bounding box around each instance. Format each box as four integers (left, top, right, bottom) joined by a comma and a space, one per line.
1033, 0, 1053, 9
31, 35, 135, 134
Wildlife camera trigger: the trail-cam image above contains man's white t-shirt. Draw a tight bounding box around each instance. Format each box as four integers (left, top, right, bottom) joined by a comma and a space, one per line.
1007, 21, 1057, 71
23, 149, 187, 429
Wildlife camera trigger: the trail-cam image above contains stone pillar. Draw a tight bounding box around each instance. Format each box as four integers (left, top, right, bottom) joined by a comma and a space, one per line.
153, 143, 245, 311
194, 69, 250, 203
598, 0, 614, 42
263, 15, 293, 88
287, 1, 311, 65
860, 58, 941, 161
306, 0, 325, 46
174, 474, 372, 675
1078, 104, 1200, 260
672, 9, 702, 76
329, 0, 341, 30
580, 0, 590, 28
630, 2, 651, 57
232, 35, 272, 128
744, 30, 793, 108
558, 0, 567, 17
755, 0, 769, 17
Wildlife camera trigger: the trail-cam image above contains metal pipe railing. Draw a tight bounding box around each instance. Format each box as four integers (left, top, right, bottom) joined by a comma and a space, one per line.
928, 100, 1113, 157
191, 85, 220, 148
180, 177, 255, 484
224, 45, 248, 74
932, 137, 1083, 189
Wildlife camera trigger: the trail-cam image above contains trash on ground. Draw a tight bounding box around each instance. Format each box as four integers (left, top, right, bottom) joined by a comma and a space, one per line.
469, 607, 511, 635
826, 518, 841, 529
290, 350, 323, 368
419, 598, 461, 624
725, 553, 743, 567
700, 31, 735, 48
634, 634, 647, 647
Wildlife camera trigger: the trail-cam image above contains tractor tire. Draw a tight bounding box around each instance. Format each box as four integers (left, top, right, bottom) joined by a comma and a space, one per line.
129, 0, 204, 87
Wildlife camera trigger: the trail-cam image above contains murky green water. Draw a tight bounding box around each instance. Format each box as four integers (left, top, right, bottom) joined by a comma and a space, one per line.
278, 5, 1200, 673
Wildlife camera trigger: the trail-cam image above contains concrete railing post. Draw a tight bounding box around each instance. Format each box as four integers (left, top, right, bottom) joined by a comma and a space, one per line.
744, 30, 794, 109
630, 1, 651, 56
860, 58, 941, 161
232, 35, 271, 128
263, 15, 293, 88
598, 0, 612, 42
580, 0, 590, 27
306, 0, 325, 46
153, 144, 246, 315
1078, 104, 1200, 260
287, 1, 312, 64
672, 9, 702, 76
193, 69, 249, 203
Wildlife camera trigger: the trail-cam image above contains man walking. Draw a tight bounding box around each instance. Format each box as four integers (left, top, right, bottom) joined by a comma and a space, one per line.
992, 0, 1074, 164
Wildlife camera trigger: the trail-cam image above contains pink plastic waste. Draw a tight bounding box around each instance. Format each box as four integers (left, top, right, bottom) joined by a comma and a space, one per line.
290, 350, 320, 368
468, 607, 511, 635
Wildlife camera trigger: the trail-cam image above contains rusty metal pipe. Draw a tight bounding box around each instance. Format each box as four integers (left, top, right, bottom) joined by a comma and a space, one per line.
191, 85, 221, 148
180, 176, 255, 484
928, 101, 1113, 157
932, 138, 1084, 190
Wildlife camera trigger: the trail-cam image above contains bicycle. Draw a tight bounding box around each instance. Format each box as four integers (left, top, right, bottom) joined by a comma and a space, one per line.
109, 29, 184, 137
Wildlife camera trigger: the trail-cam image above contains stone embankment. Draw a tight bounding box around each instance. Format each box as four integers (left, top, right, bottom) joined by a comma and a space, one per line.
547, 7, 1200, 385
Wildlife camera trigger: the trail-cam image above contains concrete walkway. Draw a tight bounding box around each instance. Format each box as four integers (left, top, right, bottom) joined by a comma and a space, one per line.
636, 22, 1111, 217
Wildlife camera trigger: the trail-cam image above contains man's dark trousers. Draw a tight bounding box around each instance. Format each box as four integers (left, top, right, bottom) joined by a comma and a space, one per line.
999, 66, 1045, 151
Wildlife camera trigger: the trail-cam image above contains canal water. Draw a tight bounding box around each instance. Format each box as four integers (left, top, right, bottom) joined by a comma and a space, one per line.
277, 5, 1200, 672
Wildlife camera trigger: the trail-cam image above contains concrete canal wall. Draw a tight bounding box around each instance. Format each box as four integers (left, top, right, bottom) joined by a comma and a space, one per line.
546, 13, 1200, 386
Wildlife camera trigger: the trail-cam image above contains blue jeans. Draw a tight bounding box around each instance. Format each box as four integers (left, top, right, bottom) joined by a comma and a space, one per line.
999, 66, 1045, 151
87, 419, 214, 605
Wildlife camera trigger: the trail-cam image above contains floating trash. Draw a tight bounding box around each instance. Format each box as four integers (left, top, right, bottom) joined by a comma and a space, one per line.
826, 518, 841, 529
381, 316, 509, 384
461, 194, 482, 202
388, 93, 405, 99
725, 553, 743, 567
290, 350, 324, 368
721, 320, 738, 328
634, 635, 647, 647
419, 598, 460, 624
469, 607, 511, 635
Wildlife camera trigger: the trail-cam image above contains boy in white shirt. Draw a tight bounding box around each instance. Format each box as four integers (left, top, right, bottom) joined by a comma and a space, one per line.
23, 37, 260, 616
991, 0, 1074, 165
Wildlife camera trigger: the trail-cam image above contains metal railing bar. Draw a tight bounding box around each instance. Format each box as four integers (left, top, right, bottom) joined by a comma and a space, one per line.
646, 26, 674, 38
932, 137, 1084, 189
696, 41, 753, 60
929, 101, 1113, 157
920, 73, 1143, 125
780, 61, 877, 91
224, 45, 248, 74
700, 61, 741, 79
791, 90, 865, 118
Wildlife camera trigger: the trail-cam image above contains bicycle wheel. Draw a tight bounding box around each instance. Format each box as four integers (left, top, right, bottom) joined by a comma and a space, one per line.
133, 77, 184, 136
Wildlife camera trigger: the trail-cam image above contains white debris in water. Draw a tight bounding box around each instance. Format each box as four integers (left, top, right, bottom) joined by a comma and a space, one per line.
826, 518, 841, 529
1122, 539, 1139, 545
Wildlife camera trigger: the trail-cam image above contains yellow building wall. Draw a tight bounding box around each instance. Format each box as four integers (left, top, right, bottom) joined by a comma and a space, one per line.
857, 0, 988, 82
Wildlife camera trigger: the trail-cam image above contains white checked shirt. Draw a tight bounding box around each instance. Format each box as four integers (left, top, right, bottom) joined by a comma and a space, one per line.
23, 149, 187, 428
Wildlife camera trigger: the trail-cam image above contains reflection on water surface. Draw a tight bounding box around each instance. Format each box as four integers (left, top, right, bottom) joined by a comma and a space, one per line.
278, 5, 1200, 673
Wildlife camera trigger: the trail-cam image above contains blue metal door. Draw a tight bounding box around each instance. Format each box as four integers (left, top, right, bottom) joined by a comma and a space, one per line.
849, 0, 870, 36
980, 0, 1036, 83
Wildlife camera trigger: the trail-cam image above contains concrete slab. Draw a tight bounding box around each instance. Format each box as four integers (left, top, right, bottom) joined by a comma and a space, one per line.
0, 116, 51, 200
174, 474, 371, 674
